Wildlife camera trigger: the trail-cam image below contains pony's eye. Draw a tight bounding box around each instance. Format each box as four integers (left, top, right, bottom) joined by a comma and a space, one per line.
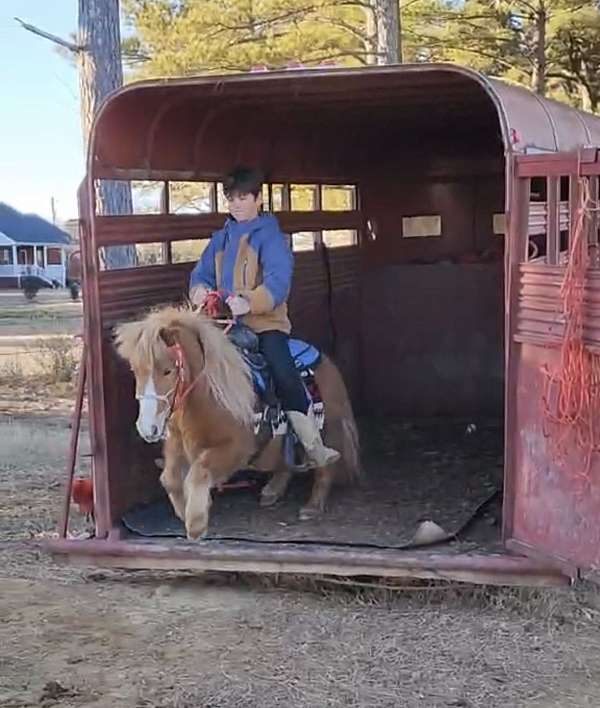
163, 368, 173, 376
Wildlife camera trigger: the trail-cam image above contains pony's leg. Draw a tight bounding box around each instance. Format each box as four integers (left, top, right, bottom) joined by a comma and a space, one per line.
300, 467, 334, 521
252, 437, 292, 507
184, 443, 247, 540
159, 431, 187, 522
260, 467, 292, 507
184, 460, 212, 540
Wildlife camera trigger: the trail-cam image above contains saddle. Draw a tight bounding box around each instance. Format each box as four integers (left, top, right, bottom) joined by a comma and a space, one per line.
225, 323, 324, 436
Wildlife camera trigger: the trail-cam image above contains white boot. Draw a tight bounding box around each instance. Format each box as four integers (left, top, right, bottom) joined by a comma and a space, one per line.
286, 409, 341, 468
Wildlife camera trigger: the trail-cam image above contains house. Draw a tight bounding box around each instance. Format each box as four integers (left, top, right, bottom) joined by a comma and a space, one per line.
0, 203, 71, 288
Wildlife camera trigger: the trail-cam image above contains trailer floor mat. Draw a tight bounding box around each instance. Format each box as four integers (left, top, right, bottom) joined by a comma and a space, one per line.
122, 418, 503, 550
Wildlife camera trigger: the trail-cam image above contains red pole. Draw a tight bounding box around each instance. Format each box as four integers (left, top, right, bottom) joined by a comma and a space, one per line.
59, 345, 87, 538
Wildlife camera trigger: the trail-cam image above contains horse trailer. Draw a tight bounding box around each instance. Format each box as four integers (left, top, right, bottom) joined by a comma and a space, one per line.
49, 64, 600, 586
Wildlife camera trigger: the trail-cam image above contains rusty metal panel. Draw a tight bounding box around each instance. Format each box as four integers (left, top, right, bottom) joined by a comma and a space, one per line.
361, 178, 498, 268
95, 214, 222, 245
98, 264, 191, 326
95, 212, 363, 247
291, 247, 361, 402
509, 343, 600, 569
528, 202, 569, 236
45, 537, 570, 586
361, 263, 504, 416
515, 265, 600, 348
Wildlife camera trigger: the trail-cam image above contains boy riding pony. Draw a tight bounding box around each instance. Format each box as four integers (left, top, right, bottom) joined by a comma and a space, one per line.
189, 166, 340, 468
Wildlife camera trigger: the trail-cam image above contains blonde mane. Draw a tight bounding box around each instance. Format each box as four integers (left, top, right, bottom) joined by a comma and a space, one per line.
115, 306, 256, 426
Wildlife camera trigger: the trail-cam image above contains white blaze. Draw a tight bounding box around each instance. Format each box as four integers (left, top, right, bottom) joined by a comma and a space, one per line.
136, 375, 161, 442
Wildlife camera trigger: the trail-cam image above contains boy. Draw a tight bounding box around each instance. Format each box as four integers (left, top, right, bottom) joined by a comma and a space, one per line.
189, 166, 340, 468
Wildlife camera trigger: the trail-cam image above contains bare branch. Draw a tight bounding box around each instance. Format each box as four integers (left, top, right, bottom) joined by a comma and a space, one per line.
14, 16, 84, 53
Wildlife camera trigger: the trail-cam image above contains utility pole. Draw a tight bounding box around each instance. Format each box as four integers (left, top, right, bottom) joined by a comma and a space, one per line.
16, 0, 136, 269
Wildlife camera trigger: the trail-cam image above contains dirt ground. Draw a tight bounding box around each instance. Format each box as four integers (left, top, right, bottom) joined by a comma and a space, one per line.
3, 289, 600, 708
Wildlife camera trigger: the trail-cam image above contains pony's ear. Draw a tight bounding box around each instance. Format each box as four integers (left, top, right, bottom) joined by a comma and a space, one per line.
114, 321, 143, 360
159, 326, 179, 349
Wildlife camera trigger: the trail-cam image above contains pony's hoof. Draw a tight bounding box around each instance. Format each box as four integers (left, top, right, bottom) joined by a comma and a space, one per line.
299, 505, 323, 521
186, 530, 208, 541
186, 520, 208, 541
260, 491, 279, 508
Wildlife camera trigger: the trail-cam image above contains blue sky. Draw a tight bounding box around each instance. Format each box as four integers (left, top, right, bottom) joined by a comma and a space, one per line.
0, 2, 83, 222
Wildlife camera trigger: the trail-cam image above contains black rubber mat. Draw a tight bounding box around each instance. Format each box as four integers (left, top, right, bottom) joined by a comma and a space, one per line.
122, 419, 503, 549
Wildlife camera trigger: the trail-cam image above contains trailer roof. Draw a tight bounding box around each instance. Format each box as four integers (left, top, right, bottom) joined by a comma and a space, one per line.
89, 64, 600, 179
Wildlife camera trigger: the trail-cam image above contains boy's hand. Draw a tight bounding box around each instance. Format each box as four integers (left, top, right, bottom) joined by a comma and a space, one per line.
226, 295, 251, 316
190, 284, 209, 308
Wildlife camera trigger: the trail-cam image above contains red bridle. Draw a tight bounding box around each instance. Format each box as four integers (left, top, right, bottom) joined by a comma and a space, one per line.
168, 342, 202, 413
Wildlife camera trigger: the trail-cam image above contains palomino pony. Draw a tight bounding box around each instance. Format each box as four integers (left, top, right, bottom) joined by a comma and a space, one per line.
115, 306, 361, 540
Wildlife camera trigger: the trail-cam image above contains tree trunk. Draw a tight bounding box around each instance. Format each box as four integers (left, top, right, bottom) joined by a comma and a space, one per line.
364, 3, 378, 65
530, 2, 547, 95
78, 0, 136, 269
372, 0, 400, 65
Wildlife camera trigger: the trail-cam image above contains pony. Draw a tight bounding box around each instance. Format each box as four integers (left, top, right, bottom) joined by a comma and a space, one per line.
115, 306, 361, 540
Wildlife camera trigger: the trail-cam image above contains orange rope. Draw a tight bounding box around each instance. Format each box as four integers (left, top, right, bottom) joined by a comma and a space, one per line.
541, 177, 600, 475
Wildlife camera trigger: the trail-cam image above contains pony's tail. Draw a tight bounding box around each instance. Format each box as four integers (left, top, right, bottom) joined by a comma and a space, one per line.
338, 413, 362, 484
315, 355, 363, 485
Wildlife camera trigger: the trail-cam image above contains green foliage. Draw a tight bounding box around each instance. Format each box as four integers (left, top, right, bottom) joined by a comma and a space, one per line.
122, 0, 369, 75
122, 0, 600, 112
406, 0, 600, 110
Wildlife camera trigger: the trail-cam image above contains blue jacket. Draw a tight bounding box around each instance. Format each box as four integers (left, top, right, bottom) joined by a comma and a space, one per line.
190, 213, 293, 333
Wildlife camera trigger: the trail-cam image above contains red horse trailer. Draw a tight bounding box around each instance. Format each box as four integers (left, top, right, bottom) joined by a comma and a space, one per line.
48, 64, 600, 586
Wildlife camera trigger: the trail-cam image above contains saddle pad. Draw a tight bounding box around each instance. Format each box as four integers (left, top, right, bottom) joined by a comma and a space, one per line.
289, 339, 320, 369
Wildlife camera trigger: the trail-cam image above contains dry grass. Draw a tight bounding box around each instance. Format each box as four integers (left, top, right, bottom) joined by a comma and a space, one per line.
0, 337, 80, 385
4, 561, 600, 708
0, 419, 72, 469
36, 337, 80, 383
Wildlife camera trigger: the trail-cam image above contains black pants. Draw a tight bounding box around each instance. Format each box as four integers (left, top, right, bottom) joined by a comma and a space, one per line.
258, 330, 309, 414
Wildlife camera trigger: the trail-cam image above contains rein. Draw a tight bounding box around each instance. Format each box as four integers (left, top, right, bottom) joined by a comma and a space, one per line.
202, 290, 236, 334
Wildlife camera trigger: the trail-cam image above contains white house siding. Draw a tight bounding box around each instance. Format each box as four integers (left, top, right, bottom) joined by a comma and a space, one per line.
0, 232, 17, 283
0, 236, 67, 288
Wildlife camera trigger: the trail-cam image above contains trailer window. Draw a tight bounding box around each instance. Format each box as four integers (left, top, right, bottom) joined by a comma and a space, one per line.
94, 180, 137, 215
291, 185, 319, 211
217, 184, 229, 213
321, 185, 357, 211
171, 239, 210, 263
132, 181, 165, 214
135, 242, 165, 265
292, 232, 316, 251
0, 247, 13, 265
269, 184, 287, 211
169, 182, 215, 213
493, 214, 505, 235
323, 229, 358, 248
402, 215, 442, 238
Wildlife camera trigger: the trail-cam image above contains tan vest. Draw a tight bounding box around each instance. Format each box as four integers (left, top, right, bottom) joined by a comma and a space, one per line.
214, 233, 291, 334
